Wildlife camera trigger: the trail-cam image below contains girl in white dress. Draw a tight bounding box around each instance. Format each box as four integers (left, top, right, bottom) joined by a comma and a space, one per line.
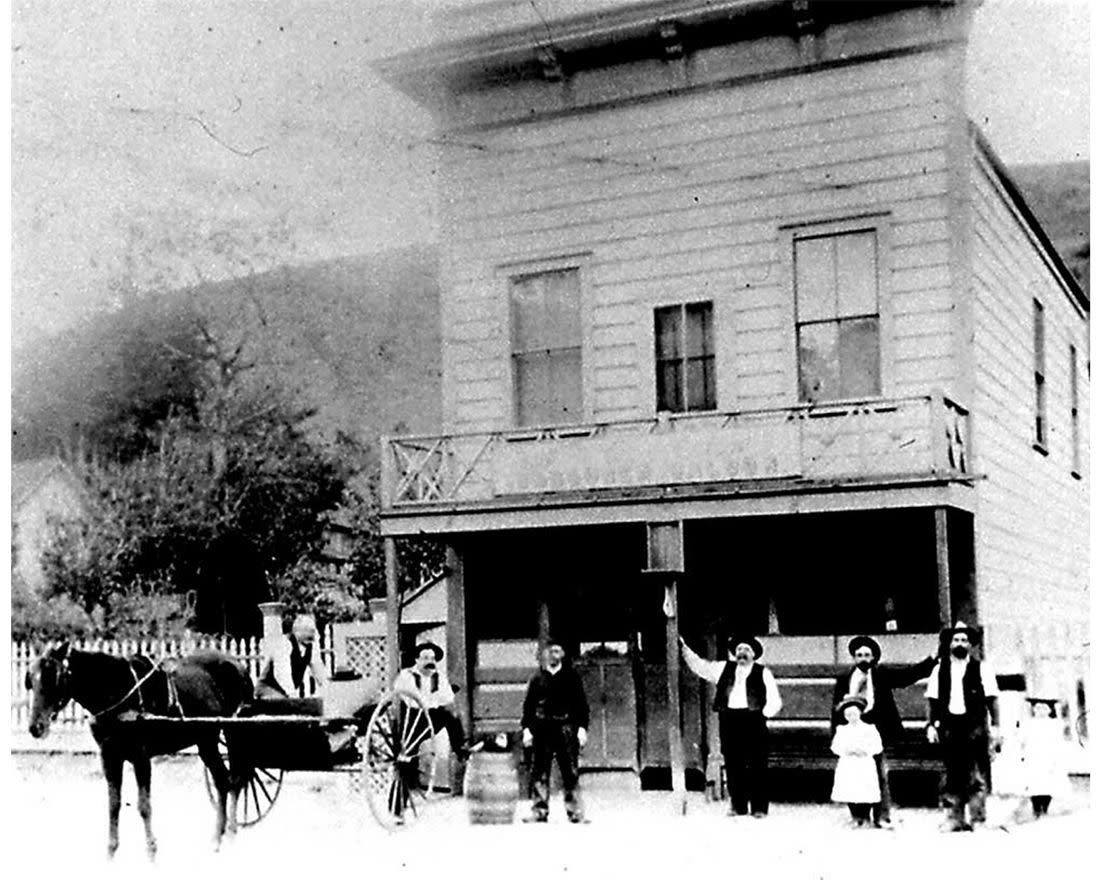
1020, 697, 1071, 817
831, 694, 883, 826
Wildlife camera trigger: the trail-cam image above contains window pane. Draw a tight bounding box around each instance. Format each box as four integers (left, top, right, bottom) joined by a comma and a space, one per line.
686, 357, 716, 411
657, 360, 684, 412
515, 349, 583, 426
685, 302, 713, 357
1033, 300, 1045, 368
542, 269, 582, 348
510, 275, 544, 351
514, 352, 550, 426
655, 306, 682, 359
798, 322, 840, 402
550, 348, 583, 423
795, 236, 836, 322
838, 317, 881, 398
836, 231, 878, 317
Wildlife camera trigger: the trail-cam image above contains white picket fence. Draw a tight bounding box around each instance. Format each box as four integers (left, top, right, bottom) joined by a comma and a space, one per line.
11, 631, 335, 731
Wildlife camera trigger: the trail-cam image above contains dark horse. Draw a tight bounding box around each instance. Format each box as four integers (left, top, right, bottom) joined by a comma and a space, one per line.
26, 643, 253, 860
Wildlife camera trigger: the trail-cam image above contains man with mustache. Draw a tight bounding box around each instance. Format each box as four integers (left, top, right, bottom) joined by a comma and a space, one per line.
925, 622, 1001, 831
393, 640, 469, 760
681, 633, 782, 817
831, 635, 938, 827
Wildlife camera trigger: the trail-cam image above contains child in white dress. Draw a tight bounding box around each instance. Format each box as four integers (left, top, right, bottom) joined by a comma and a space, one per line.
831, 694, 883, 827
1020, 697, 1071, 817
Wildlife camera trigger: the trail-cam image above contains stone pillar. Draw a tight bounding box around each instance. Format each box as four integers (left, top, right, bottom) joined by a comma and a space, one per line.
258, 601, 284, 661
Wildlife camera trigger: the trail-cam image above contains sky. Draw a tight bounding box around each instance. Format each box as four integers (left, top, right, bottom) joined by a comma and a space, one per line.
7, 0, 1091, 350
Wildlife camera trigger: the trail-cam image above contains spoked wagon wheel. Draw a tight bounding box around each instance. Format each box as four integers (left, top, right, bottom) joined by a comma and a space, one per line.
203, 729, 284, 827
363, 690, 438, 831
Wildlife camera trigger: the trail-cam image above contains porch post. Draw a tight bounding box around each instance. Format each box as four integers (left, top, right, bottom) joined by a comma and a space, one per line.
934, 508, 952, 626
646, 521, 687, 813
445, 543, 471, 728
384, 537, 401, 685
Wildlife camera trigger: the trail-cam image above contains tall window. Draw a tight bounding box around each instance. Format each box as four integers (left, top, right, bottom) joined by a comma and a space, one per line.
1070, 343, 1080, 475
655, 302, 716, 412
795, 229, 881, 402
510, 268, 582, 426
1033, 299, 1047, 448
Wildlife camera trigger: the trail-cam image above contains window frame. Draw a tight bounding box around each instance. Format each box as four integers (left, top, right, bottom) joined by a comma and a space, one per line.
654, 300, 717, 414
783, 216, 891, 405
498, 253, 592, 428
1070, 342, 1080, 477
1033, 298, 1048, 453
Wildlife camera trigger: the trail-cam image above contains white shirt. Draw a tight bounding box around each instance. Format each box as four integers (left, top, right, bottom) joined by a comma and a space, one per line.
925, 658, 999, 715
680, 642, 783, 718
848, 668, 875, 712
393, 665, 455, 710
264, 635, 327, 698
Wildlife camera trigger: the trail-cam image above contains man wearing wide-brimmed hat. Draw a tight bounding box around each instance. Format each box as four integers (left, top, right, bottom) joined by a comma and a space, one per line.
681, 633, 782, 817
393, 640, 469, 759
521, 636, 590, 824
831, 635, 937, 827
925, 622, 1000, 831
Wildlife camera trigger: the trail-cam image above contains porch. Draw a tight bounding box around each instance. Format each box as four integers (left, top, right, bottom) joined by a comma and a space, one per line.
440, 509, 972, 793
380, 392, 973, 517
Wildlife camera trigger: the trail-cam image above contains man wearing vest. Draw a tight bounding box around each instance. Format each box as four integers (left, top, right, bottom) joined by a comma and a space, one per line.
257, 614, 328, 700
521, 637, 590, 823
831, 635, 938, 828
681, 634, 782, 817
925, 622, 1000, 832
393, 641, 469, 759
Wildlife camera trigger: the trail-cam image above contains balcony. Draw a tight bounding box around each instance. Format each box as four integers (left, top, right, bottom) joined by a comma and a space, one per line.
380, 392, 971, 510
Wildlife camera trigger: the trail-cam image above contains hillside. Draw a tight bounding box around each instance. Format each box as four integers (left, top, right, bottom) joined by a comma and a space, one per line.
11, 244, 442, 462
1009, 160, 1090, 297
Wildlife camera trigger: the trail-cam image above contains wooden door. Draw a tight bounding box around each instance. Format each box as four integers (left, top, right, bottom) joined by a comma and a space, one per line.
575, 658, 637, 769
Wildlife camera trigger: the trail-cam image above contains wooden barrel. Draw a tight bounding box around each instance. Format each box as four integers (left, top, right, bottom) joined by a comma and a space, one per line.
464, 751, 519, 825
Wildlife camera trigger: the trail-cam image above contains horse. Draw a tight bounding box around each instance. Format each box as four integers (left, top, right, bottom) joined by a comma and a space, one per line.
26, 643, 254, 860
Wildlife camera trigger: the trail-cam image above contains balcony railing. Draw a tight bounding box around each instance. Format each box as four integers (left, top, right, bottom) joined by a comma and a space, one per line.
381, 392, 970, 509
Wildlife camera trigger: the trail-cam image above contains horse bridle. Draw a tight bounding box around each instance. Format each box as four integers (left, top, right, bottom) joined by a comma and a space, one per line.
30, 643, 74, 723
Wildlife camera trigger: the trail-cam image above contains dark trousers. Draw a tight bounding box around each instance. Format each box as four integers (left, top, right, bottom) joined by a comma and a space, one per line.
427, 707, 466, 755
719, 709, 769, 815
1030, 795, 1052, 817
530, 721, 583, 819
847, 752, 892, 823
941, 716, 990, 826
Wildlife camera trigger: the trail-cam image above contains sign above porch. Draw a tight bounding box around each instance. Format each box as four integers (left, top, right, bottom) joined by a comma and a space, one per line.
492, 420, 801, 495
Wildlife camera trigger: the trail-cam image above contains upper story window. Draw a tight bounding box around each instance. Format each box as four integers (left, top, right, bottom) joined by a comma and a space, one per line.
655, 302, 715, 413
510, 268, 582, 426
1033, 299, 1047, 450
794, 229, 881, 403
1070, 343, 1080, 476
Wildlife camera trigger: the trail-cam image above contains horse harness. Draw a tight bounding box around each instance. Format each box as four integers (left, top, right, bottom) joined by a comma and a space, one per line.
94, 655, 185, 720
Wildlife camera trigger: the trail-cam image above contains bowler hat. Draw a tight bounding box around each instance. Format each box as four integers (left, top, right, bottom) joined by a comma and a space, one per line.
847, 635, 882, 663
413, 641, 444, 662
727, 634, 764, 659
835, 694, 868, 715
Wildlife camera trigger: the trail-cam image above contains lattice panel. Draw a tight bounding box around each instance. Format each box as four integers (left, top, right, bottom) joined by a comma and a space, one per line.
346, 636, 387, 689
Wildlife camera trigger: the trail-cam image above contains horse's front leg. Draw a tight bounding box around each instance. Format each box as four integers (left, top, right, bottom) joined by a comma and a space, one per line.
100, 750, 124, 860
198, 738, 229, 849
132, 755, 157, 861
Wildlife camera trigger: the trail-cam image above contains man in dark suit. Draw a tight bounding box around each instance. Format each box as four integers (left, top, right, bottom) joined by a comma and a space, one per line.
832, 635, 937, 827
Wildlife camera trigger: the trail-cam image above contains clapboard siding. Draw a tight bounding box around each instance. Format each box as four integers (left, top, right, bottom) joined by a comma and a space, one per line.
438, 46, 958, 435
967, 146, 1089, 681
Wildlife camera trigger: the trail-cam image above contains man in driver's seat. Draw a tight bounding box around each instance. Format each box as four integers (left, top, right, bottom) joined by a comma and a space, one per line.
392, 640, 470, 760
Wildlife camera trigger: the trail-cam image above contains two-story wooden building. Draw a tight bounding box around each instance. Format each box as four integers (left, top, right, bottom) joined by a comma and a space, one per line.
374, 0, 1088, 788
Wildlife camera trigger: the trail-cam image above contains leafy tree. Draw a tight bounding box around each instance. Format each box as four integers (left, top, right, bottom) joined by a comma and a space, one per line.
37, 318, 349, 637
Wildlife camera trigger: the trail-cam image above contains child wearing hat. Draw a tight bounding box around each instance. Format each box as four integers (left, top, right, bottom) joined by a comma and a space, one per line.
1019, 697, 1071, 818
830, 694, 883, 827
